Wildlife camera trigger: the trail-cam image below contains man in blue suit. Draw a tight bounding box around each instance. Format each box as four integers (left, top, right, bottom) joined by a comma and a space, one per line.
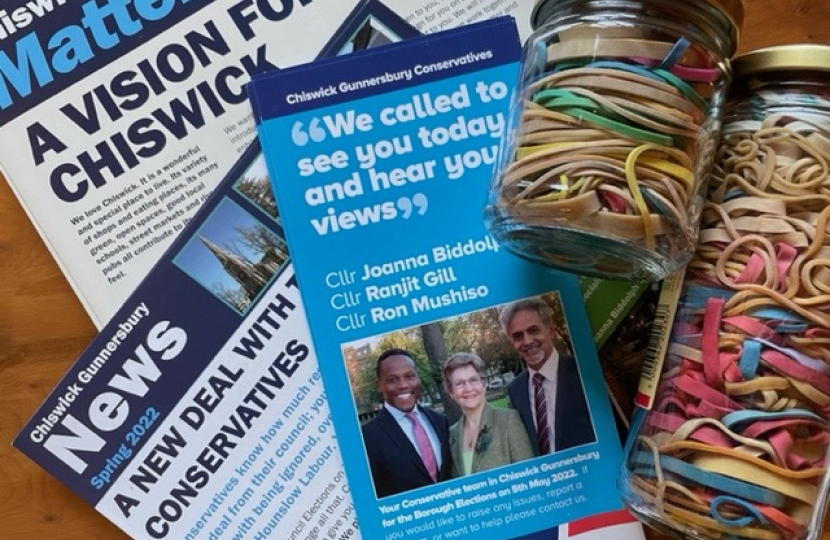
500, 297, 596, 456
361, 348, 452, 498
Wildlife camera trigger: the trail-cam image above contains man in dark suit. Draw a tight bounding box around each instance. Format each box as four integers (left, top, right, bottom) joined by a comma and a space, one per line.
500, 297, 596, 455
361, 348, 452, 498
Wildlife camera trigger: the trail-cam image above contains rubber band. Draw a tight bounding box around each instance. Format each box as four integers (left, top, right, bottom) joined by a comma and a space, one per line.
559, 106, 677, 146
641, 188, 681, 225
538, 86, 700, 138
584, 60, 665, 82
722, 409, 826, 430
738, 338, 762, 379
656, 440, 827, 481
658, 36, 691, 70
683, 284, 736, 307
691, 454, 818, 505
751, 336, 830, 375
625, 144, 685, 249
553, 73, 700, 116
632, 56, 721, 83
545, 38, 704, 66
650, 69, 711, 114
627, 474, 789, 540
710, 495, 768, 528
702, 297, 726, 389
630, 451, 787, 507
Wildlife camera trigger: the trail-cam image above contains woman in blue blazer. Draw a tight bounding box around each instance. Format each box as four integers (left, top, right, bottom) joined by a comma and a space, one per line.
442, 353, 533, 477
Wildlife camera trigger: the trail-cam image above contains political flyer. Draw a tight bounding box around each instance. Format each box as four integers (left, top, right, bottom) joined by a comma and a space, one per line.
250, 17, 643, 540
11, 4, 416, 539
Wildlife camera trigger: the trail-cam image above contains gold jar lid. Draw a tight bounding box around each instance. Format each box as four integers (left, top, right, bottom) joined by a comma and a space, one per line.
733, 44, 830, 78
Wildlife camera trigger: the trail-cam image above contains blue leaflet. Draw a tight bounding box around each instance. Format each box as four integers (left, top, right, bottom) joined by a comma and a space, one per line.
250, 16, 631, 540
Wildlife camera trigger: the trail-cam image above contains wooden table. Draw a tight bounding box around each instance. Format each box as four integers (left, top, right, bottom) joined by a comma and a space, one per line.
1, 1, 829, 539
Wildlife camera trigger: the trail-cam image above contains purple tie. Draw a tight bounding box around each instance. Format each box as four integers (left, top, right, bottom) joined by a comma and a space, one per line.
533, 373, 552, 454
406, 411, 438, 481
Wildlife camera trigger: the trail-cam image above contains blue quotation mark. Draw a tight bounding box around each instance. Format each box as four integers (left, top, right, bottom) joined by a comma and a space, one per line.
398, 193, 428, 218
292, 118, 327, 146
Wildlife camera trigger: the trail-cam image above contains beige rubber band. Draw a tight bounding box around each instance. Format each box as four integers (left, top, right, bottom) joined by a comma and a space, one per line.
546, 38, 704, 67
658, 440, 827, 481
690, 455, 818, 505
666, 417, 781, 465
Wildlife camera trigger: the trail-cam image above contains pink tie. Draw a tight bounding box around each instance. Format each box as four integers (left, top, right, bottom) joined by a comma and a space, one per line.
406, 411, 438, 481
534, 373, 552, 454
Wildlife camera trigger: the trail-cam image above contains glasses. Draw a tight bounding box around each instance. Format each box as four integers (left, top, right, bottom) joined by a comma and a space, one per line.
450, 376, 483, 390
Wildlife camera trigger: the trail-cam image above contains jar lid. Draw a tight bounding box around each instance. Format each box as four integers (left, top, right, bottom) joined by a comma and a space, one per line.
733, 44, 830, 78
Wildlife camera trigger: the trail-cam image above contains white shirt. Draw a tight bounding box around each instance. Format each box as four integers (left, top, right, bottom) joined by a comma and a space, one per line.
527, 349, 559, 452
385, 403, 443, 468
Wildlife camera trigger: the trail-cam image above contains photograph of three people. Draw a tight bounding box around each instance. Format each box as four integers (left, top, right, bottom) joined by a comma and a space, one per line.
342, 292, 597, 499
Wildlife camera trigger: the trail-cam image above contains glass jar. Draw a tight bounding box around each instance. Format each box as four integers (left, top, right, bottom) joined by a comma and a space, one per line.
620, 44, 830, 540
486, 0, 743, 281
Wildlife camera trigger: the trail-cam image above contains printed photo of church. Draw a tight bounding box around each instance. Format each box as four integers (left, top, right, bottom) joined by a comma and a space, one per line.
173, 198, 288, 313
233, 154, 280, 222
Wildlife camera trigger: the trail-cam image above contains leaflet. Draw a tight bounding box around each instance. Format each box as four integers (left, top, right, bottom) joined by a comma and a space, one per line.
0, 0, 532, 327
251, 17, 642, 540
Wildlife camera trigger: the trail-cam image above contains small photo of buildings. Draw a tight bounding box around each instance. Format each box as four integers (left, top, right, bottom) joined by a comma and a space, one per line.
173, 198, 288, 314
233, 154, 280, 223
